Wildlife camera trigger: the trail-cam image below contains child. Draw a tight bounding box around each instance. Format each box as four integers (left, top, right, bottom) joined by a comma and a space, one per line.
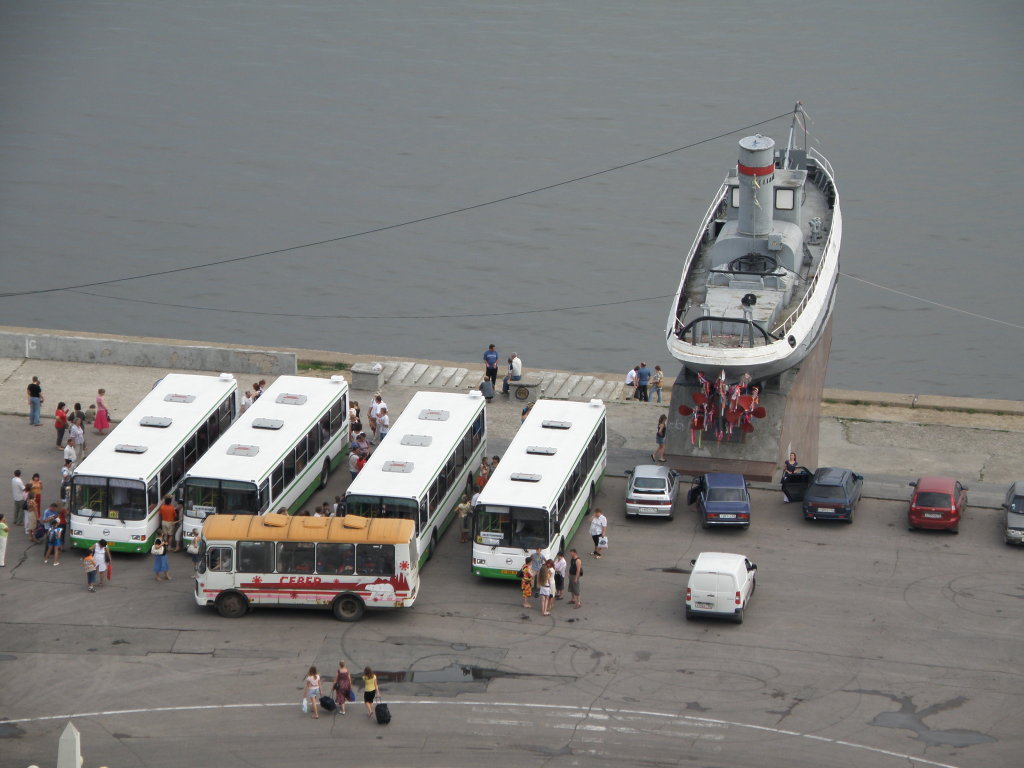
83, 551, 98, 592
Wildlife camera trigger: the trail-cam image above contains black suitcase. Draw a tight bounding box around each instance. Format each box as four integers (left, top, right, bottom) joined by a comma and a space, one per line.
374, 701, 391, 725
319, 695, 337, 712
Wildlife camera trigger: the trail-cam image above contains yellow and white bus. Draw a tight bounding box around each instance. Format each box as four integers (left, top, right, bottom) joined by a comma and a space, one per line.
472, 398, 607, 579
69, 373, 238, 553
344, 390, 486, 566
195, 513, 418, 621
180, 375, 349, 539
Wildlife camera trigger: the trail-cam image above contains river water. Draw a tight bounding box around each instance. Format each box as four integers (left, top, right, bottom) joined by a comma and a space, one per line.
1, 1, 1021, 398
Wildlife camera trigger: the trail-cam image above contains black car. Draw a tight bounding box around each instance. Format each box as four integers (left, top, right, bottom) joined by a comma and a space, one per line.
802, 467, 863, 523
781, 466, 813, 502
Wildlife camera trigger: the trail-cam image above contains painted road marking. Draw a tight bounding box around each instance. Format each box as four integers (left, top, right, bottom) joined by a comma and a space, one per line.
1, 700, 962, 768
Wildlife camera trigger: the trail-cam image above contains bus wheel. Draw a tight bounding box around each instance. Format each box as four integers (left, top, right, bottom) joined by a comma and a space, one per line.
588, 484, 596, 511
332, 594, 365, 622
215, 591, 248, 619
465, 473, 475, 497
426, 530, 439, 562
319, 460, 331, 490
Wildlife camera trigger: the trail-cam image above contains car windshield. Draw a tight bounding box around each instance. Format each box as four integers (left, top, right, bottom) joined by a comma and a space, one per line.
633, 478, 667, 493
916, 491, 952, 508
707, 488, 746, 502
810, 484, 846, 500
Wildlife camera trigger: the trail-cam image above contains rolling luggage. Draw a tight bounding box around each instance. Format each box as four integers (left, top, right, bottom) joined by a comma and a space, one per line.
374, 699, 391, 725
319, 695, 337, 712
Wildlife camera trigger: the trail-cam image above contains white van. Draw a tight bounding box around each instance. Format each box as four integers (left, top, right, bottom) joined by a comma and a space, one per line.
685, 552, 757, 623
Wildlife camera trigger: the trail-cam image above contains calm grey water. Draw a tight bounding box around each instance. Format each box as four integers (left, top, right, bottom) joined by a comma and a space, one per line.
1, 1, 1021, 398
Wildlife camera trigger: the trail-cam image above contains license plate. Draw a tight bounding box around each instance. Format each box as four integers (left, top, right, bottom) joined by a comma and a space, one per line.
718, 513, 736, 519
640, 507, 655, 515
695, 602, 713, 610
923, 512, 943, 519
500, 569, 518, 575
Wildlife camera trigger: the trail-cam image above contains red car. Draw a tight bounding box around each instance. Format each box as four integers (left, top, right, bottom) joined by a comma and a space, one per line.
908, 476, 968, 533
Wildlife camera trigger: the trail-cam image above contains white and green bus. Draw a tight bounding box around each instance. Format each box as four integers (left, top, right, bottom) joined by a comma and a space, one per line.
69, 373, 239, 553
344, 390, 487, 566
472, 398, 607, 579
181, 375, 349, 539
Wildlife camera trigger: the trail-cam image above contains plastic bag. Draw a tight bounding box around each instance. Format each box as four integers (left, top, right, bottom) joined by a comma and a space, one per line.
301, 697, 309, 713
598, 536, 608, 549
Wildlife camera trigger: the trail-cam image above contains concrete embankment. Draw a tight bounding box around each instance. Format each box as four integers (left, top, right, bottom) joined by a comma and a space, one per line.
0, 326, 1019, 508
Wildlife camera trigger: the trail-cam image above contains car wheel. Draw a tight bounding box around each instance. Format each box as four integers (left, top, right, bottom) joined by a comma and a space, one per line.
215, 591, 248, 619
950, 527, 959, 535
685, 606, 694, 620
332, 594, 365, 622
733, 608, 744, 624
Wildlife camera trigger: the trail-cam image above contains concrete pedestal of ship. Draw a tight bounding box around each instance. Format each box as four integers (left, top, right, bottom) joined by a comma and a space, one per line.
664, 316, 833, 481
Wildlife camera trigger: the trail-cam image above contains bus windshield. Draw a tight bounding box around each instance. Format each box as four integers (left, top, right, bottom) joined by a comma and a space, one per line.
475, 505, 549, 550
73, 477, 147, 521
345, 495, 419, 525
185, 478, 259, 518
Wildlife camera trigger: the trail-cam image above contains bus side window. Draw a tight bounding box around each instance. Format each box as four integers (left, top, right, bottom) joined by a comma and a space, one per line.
238, 541, 274, 573
208, 546, 233, 573
317, 542, 354, 574
258, 481, 270, 513
277, 542, 315, 573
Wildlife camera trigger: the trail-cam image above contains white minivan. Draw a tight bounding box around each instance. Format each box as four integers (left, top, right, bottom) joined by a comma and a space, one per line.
685, 552, 757, 623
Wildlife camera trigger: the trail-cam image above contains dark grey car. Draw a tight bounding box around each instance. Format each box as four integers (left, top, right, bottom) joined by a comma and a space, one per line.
1003, 481, 1024, 545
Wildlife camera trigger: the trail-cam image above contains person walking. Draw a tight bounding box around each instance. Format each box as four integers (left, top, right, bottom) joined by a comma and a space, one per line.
29, 474, 43, 523
782, 451, 799, 502
303, 666, 322, 720
483, 344, 499, 387
568, 549, 583, 608
589, 507, 608, 558
456, 495, 472, 543
27, 376, 43, 425
538, 560, 556, 616
332, 661, 353, 715
186, 529, 202, 569
0, 513, 8, 567
43, 514, 63, 566
652, 365, 665, 403
367, 394, 387, 442
83, 549, 98, 591
362, 667, 381, 718
553, 551, 567, 600
11, 470, 26, 530
529, 546, 544, 591
157, 496, 179, 549
519, 557, 533, 609
152, 537, 171, 581
54, 402, 69, 448
91, 539, 111, 586
377, 407, 391, 441
94, 389, 110, 434
636, 362, 652, 402
69, 419, 86, 461
653, 414, 668, 463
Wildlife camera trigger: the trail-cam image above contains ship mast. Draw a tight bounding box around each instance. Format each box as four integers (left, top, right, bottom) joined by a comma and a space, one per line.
782, 101, 803, 169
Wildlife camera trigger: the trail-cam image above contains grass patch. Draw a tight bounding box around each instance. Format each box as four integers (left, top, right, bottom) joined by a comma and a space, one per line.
298, 359, 350, 372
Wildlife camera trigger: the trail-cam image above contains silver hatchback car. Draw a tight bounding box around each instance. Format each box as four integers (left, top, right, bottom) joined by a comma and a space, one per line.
625, 464, 680, 519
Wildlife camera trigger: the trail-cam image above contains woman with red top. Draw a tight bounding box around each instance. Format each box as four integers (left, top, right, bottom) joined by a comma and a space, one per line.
54, 402, 69, 448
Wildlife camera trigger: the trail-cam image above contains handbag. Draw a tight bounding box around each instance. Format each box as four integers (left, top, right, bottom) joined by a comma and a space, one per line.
598, 536, 608, 549
347, 688, 356, 702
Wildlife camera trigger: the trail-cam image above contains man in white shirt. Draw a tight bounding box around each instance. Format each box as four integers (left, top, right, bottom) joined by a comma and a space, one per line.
368, 395, 387, 442
11, 470, 26, 528
377, 407, 391, 441
69, 420, 85, 460
502, 353, 523, 395
63, 441, 77, 466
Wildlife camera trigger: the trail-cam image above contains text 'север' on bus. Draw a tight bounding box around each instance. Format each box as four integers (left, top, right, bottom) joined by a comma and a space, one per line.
69, 374, 238, 553
345, 390, 487, 567
196, 513, 417, 622
472, 398, 607, 579
181, 375, 350, 539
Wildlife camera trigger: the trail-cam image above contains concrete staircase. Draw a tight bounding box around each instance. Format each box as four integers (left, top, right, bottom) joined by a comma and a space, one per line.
367, 361, 632, 402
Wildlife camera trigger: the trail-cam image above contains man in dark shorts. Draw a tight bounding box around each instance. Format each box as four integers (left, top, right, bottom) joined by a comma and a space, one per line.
568, 549, 583, 608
